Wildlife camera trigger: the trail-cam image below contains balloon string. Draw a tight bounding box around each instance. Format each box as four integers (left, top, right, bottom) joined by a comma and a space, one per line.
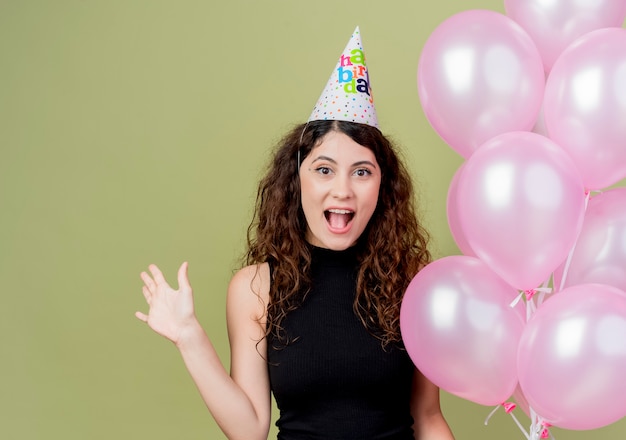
535, 280, 551, 309
529, 408, 555, 440
510, 291, 524, 308
524, 303, 530, 322
556, 189, 592, 292
484, 402, 530, 439
484, 405, 501, 425
510, 411, 531, 439
510, 287, 551, 321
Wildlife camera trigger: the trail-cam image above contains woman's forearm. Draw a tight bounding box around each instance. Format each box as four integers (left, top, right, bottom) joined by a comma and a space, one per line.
175, 321, 270, 440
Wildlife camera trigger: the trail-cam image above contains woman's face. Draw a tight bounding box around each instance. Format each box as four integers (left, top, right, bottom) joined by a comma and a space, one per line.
299, 130, 381, 250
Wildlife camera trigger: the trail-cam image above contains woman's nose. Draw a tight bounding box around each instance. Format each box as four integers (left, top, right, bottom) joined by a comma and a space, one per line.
331, 175, 353, 199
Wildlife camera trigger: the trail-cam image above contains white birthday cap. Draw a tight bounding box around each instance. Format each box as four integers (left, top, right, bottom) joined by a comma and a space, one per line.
308, 26, 379, 128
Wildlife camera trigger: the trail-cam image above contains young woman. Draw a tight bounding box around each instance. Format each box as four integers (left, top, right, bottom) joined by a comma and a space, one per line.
136, 28, 454, 440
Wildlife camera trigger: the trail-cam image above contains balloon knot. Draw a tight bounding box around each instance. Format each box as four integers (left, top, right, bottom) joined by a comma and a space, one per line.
540, 421, 552, 439
503, 402, 516, 414
524, 289, 536, 300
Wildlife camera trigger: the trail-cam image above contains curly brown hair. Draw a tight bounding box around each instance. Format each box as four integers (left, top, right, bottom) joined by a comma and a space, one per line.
244, 120, 430, 347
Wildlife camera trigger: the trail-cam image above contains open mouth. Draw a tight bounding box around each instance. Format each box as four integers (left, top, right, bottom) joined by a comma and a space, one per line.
324, 209, 355, 229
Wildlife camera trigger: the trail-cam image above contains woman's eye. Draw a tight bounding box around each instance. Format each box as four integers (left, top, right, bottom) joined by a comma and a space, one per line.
354, 168, 372, 177
315, 167, 332, 175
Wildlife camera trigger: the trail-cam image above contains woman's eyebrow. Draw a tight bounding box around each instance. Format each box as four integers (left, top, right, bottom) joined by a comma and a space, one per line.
311, 155, 336, 164
311, 156, 378, 169
352, 160, 378, 169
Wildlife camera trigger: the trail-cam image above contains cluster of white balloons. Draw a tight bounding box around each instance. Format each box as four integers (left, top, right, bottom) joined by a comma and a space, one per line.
401, 0, 626, 435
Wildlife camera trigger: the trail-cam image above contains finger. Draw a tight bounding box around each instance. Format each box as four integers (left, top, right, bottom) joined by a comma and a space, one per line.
148, 264, 167, 285
135, 311, 148, 322
142, 285, 152, 304
140, 271, 155, 291
178, 261, 191, 291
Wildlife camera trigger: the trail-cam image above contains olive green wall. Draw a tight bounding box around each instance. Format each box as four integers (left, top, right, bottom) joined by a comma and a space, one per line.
1, 1, 624, 439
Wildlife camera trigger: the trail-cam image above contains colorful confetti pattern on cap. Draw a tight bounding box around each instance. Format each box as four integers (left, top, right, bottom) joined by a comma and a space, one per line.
308, 26, 379, 128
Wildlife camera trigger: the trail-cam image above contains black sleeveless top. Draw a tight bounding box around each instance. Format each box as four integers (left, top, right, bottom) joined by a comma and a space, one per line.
267, 245, 415, 439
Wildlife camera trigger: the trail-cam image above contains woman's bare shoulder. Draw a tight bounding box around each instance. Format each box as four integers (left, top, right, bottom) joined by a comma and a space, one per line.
227, 263, 270, 322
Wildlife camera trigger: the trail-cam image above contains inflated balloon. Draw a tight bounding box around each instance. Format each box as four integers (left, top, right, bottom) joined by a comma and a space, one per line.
511, 384, 530, 417
555, 188, 626, 292
400, 256, 525, 406
457, 131, 585, 290
544, 28, 626, 190
417, 9, 545, 158
446, 164, 475, 256
517, 284, 626, 430
531, 101, 548, 137
504, 0, 626, 73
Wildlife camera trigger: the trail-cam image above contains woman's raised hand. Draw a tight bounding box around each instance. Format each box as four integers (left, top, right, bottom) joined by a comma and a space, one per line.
136, 262, 197, 345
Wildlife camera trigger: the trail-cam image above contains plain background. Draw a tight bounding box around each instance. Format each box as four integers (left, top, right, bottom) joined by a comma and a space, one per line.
1, 1, 624, 438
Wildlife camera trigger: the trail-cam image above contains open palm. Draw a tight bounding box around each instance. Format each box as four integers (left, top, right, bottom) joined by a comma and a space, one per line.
136, 262, 196, 345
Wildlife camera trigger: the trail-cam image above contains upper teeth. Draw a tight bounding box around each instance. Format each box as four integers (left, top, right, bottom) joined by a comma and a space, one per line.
328, 209, 352, 214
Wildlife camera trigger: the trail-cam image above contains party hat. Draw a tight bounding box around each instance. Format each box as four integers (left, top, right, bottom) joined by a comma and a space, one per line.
308, 26, 378, 128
